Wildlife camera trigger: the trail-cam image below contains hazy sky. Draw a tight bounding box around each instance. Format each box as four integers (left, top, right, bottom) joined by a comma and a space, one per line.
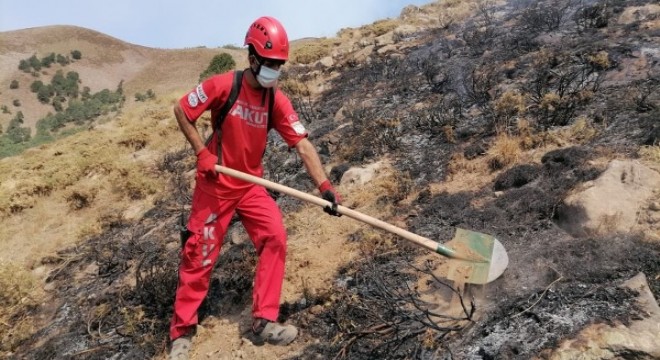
0, 0, 434, 49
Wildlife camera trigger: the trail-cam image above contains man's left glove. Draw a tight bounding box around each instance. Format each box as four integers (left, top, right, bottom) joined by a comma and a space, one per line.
319, 180, 342, 217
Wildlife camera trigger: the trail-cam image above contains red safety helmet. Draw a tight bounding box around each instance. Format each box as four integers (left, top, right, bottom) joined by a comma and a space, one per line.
244, 16, 289, 61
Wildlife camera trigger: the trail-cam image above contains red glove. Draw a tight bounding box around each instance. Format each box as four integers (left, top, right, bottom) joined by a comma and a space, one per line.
319, 180, 342, 216
196, 148, 218, 178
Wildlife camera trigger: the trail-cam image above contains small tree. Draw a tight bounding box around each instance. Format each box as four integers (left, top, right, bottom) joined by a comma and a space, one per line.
135, 93, 147, 102
199, 53, 236, 82
7, 112, 31, 143
56, 54, 70, 66
31, 80, 44, 93
28, 55, 41, 71
41, 53, 56, 68
71, 50, 82, 60
12, 99, 21, 107
81, 86, 91, 100
52, 98, 63, 112
18, 59, 30, 72
10, 80, 19, 89
37, 85, 54, 103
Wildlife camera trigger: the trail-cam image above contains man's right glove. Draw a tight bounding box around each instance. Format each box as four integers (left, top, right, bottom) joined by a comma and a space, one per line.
319, 180, 342, 217
196, 148, 218, 178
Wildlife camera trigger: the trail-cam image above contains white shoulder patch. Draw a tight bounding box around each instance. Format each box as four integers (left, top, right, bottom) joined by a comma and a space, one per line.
196, 84, 208, 103
188, 92, 199, 107
291, 121, 306, 135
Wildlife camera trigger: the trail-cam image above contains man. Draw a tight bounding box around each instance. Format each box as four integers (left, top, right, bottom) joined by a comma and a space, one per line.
169, 16, 342, 359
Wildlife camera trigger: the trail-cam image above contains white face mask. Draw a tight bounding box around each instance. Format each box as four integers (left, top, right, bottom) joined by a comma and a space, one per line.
256, 65, 280, 88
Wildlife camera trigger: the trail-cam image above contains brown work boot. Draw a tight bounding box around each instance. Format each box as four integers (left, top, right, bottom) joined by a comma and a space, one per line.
169, 334, 192, 360
252, 318, 298, 346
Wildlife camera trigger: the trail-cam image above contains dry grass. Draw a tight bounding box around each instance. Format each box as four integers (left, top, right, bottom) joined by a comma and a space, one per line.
432, 0, 480, 28
639, 145, 660, 163
362, 19, 400, 37
440, 153, 494, 194
488, 132, 523, 169
280, 78, 311, 97
0, 97, 181, 266
561, 116, 599, 144
0, 261, 42, 352
290, 38, 339, 65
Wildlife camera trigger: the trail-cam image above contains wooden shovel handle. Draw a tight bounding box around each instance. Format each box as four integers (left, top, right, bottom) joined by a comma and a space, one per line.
215, 165, 459, 258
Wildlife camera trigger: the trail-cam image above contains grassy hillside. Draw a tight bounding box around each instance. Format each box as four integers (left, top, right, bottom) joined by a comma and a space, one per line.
0, 25, 247, 133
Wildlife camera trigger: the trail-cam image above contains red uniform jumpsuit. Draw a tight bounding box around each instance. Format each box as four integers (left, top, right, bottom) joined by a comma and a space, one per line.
170, 71, 308, 340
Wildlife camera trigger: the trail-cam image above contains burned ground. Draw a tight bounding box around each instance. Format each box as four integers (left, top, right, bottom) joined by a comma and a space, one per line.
6, 0, 660, 359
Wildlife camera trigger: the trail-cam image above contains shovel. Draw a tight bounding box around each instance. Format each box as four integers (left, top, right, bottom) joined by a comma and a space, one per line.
215, 165, 509, 284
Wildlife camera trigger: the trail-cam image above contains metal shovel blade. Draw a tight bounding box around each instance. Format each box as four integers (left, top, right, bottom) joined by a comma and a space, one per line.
443, 228, 509, 285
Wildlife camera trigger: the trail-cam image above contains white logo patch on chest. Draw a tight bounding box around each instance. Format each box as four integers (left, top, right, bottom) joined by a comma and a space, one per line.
230, 100, 268, 129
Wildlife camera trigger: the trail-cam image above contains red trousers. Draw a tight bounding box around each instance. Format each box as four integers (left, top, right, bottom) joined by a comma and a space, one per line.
170, 184, 287, 340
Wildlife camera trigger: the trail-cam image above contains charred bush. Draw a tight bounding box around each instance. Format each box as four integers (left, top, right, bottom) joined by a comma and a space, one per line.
526, 53, 602, 129
630, 77, 659, 113
495, 186, 556, 223
518, 0, 572, 33
493, 164, 542, 191
464, 141, 487, 160
289, 252, 475, 360
645, 126, 660, 146
415, 55, 447, 93
461, 25, 496, 57
463, 65, 499, 107
501, 31, 541, 58
541, 146, 591, 170
574, 2, 611, 32
338, 105, 401, 162
413, 191, 475, 239
411, 95, 464, 141
541, 146, 602, 193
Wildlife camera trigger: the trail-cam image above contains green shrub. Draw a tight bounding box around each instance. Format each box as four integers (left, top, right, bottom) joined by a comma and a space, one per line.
18, 59, 30, 72
9, 80, 19, 90
56, 54, 70, 66
41, 53, 56, 68
12, 99, 20, 107
1, 105, 10, 114
199, 53, 236, 82
6, 112, 30, 143
81, 86, 91, 100
30, 80, 44, 93
28, 55, 41, 71
50, 70, 79, 98
135, 89, 155, 102
52, 98, 63, 112
71, 50, 82, 60
37, 85, 54, 103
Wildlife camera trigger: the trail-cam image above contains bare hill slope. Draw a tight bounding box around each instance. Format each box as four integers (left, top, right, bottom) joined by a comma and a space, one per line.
0, 25, 247, 130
